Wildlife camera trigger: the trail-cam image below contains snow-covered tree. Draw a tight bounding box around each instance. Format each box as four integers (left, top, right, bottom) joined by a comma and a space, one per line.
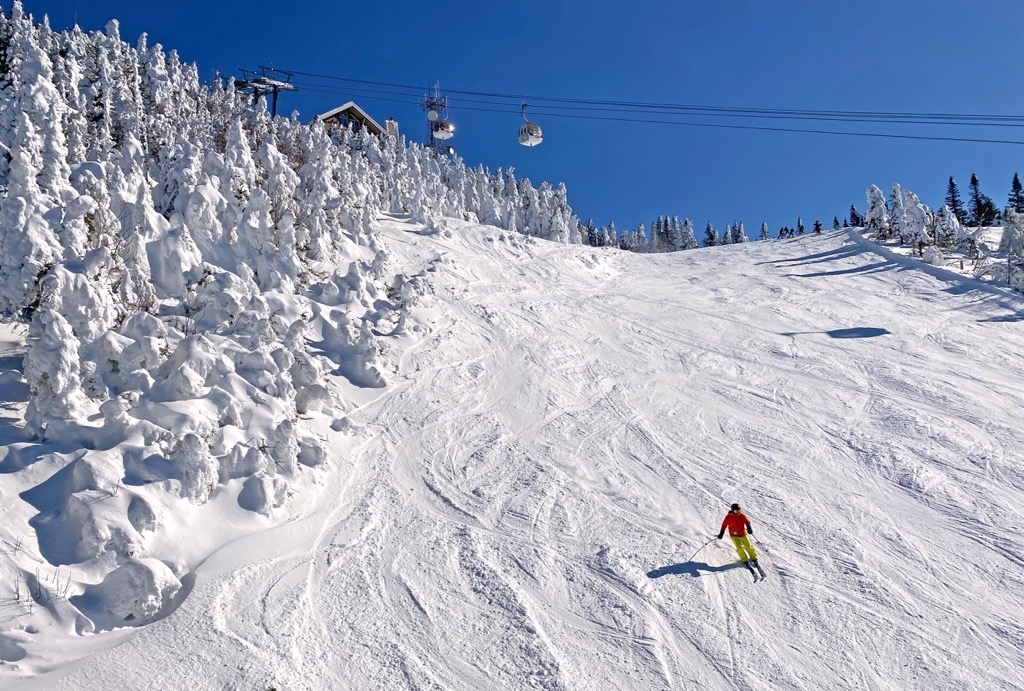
704, 221, 719, 247
650, 216, 665, 253
934, 204, 963, 248
865, 185, 889, 237
618, 224, 648, 252
901, 189, 933, 248
998, 211, 1024, 293
23, 265, 100, 436
889, 184, 906, 243
680, 218, 699, 249
0, 113, 64, 312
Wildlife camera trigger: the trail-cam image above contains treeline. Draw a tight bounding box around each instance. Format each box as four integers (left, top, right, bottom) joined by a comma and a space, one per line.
579, 214, 836, 252
849, 172, 1023, 231
857, 182, 1024, 293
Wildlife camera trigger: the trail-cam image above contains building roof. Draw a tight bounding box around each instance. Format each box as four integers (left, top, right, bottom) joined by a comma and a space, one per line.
316, 101, 385, 136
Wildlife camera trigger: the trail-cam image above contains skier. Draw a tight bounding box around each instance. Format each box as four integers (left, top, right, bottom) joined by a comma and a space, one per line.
717, 503, 759, 567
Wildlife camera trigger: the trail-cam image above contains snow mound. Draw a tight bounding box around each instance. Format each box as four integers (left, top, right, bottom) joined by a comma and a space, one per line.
85, 557, 182, 626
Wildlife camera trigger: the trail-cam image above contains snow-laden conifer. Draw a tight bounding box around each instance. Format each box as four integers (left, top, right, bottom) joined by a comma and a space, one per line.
934, 204, 963, 248
23, 266, 100, 436
998, 211, 1024, 282
889, 184, 906, 243
865, 185, 890, 236
681, 218, 699, 249
902, 189, 933, 247
0, 113, 64, 311
704, 222, 719, 247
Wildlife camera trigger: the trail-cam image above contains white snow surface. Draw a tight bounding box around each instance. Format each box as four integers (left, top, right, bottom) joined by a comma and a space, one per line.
3, 219, 1024, 690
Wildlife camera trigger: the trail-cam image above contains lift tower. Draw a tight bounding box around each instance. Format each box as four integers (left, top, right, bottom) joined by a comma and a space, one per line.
236, 66, 298, 117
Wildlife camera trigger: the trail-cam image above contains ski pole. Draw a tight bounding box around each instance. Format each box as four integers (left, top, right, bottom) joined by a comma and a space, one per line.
686, 538, 715, 562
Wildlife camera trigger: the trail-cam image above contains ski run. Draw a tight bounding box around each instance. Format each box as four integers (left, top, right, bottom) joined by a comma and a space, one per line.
4, 217, 1024, 690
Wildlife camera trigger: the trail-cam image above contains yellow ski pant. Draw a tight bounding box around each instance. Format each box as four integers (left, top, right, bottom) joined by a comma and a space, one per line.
731, 535, 757, 562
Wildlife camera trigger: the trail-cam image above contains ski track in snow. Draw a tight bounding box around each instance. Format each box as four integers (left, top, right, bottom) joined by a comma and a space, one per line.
8, 221, 1024, 690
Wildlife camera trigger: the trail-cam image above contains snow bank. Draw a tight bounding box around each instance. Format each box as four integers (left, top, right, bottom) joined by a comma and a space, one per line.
88, 557, 182, 624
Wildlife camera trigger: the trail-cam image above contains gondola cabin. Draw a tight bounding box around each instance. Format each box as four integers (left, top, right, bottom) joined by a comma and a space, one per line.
518, 122, 543, 147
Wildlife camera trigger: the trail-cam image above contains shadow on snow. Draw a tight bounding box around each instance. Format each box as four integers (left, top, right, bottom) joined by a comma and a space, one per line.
647, 561, 746, 579
780, 327, 892, 339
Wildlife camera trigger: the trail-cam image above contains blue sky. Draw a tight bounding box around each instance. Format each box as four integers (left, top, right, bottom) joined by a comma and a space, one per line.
19, 0, 1024, 235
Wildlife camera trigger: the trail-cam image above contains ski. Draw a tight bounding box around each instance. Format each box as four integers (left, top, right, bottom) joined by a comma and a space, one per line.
742, 560, 767, 582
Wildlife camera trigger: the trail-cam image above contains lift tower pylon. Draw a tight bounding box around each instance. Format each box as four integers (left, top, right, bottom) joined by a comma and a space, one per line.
236, 66, 299, 117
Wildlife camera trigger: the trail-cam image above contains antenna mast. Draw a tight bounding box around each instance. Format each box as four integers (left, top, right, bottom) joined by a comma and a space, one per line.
419, 82, 452, 154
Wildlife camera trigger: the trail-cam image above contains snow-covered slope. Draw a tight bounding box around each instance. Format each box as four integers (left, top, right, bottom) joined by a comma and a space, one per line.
5, 220, 1022, 690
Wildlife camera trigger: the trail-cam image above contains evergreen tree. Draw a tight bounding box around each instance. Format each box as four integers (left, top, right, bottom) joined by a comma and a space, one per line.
849, 205, 863, 226
651, 215, 664, 252
888, 184, 906, 243
864, 185, 889, 236
944, 176, 966, 223
603, 221, 617, 247
967, 174, 999, 227
680, 218, 699, 249
1010, 173, 1024, 213
633, 223, 649, 252
760, 222, 769, 241
902, 189, 934, 247
0, 113, 64, 312
704, 221, 719, 247
934, 204, 963, 247
797, 217, 805, 235
833, 216, 840, 230
658, 215, 676, 252
618, 224, 647, 252
999, 211, 1024, 293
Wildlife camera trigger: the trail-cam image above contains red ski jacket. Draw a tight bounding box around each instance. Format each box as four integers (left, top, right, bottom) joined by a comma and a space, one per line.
720, 511, 752, 538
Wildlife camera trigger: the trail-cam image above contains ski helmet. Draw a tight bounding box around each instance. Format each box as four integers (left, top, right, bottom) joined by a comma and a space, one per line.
730, 503, 741, 511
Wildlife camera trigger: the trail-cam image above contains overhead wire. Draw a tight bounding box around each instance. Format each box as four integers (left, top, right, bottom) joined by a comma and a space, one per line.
294, 81, 1024, 130
279, 68, 1024, 145
278, 68, 1024, 123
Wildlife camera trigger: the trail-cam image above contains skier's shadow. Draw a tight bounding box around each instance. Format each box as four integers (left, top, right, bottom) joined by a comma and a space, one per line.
647, 561, 744, 579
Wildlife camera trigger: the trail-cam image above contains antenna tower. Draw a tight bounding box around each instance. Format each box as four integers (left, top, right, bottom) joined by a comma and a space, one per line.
419, 82, 451, 154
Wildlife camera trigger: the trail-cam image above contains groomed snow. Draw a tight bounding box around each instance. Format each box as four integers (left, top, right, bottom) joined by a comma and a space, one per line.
3, 220, 1024, 690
